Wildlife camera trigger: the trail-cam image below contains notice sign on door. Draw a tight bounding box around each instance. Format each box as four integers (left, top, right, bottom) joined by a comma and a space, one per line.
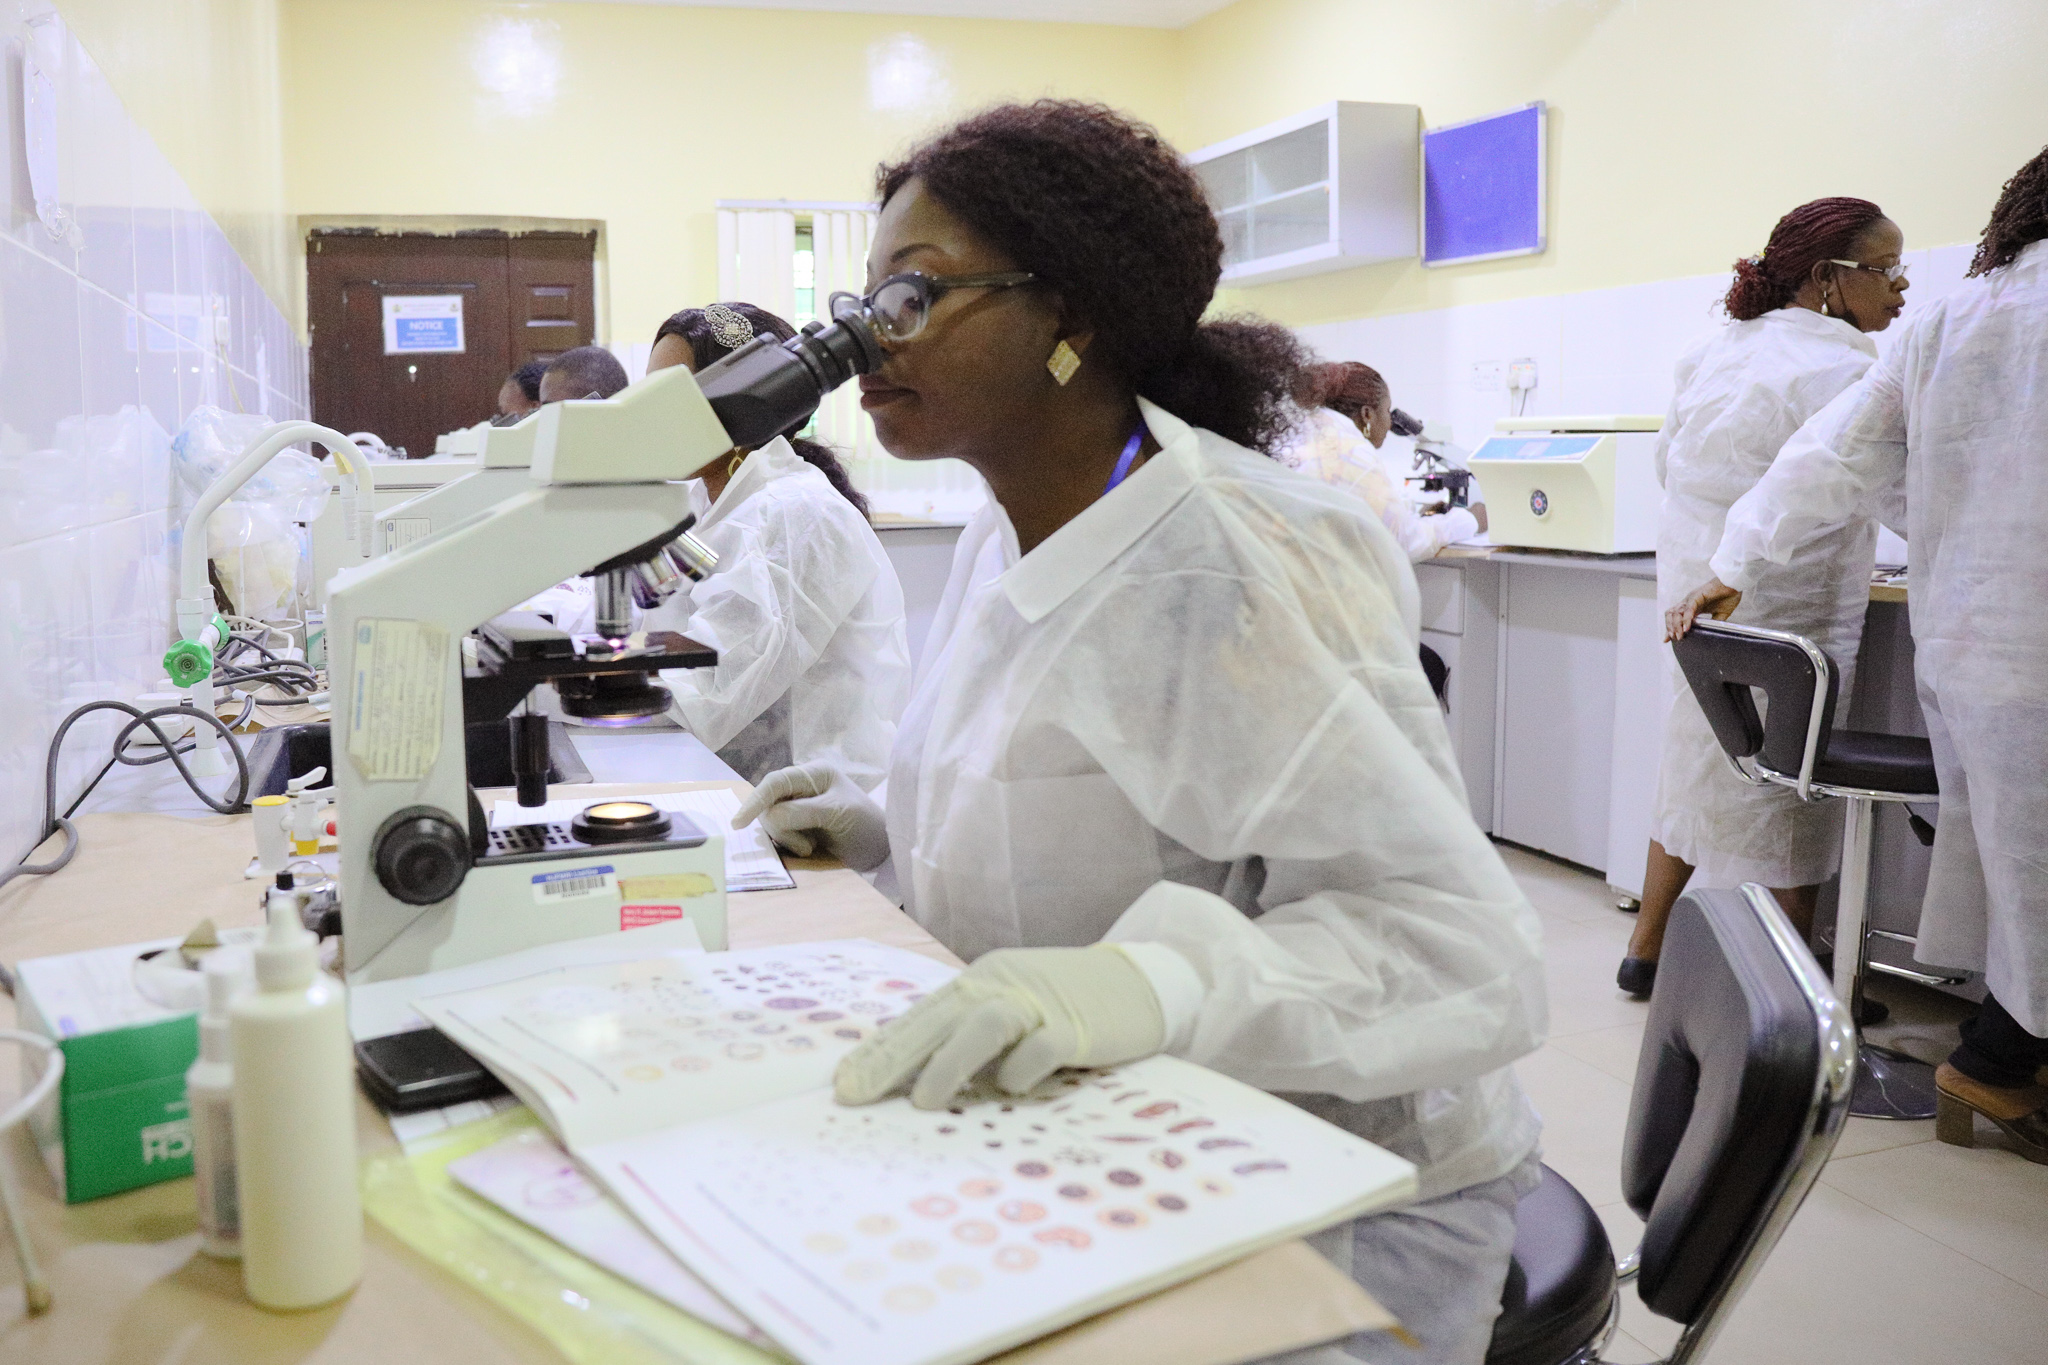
382, 294, 465, 355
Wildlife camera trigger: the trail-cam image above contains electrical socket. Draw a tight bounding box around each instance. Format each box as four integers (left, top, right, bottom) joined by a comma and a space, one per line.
1508, 359, 1538, 392
1470, 360, 1505, 392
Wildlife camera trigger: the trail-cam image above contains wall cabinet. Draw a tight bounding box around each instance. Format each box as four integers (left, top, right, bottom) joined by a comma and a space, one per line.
1188, 102, 1420, 286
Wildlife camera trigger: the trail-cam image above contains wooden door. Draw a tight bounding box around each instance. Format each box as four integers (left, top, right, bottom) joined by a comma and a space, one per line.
307, 230, 597, 459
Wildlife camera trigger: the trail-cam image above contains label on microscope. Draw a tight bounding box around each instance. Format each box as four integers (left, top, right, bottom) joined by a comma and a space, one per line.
347, 618, 447, 782
531, 864, 618, 905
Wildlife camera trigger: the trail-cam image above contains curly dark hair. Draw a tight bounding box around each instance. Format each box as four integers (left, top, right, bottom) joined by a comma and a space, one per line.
1723, 198, 1887, 321
877, 100, 1310, 456
654, 302, 869, 518
510, 360, 547, 403
1969, 144, 2048, 277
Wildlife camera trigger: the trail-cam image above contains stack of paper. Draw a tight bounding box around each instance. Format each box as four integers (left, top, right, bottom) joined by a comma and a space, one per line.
417, 942, 1419, 1365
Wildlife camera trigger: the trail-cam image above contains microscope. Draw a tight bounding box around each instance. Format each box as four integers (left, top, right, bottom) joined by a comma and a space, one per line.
327, 303, 884, 991
363, 408, 550, 560
1390, 408, 1475, 512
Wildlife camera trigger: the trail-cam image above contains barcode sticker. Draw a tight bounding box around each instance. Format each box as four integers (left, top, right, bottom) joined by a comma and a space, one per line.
530, 864, 617, 905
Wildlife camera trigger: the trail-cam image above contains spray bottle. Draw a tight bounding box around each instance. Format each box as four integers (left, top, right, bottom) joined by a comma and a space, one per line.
230, 883, 361, 1309
187, 949, 253, 1258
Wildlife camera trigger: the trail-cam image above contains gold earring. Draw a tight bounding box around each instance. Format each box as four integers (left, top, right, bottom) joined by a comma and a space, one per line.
727, 451, 746, 476
1820, 283, 1832, 317
1046, 340, 1081, 386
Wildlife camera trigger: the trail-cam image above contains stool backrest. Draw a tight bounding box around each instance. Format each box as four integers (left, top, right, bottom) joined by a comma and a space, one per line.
1620, 885, 1854, 1364
1671, 620, 1838, 795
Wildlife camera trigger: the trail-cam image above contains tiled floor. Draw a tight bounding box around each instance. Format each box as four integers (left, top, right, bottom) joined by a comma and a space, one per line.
1500, 844, 2048, 1365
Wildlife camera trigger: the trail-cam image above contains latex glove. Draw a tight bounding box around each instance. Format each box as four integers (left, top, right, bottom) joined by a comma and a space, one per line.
732, 762, 891, 872
834, 945, 1166, 1110
1665, 576, 1744, 642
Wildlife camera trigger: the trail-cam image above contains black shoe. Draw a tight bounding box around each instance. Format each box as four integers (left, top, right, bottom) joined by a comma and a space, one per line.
1858, 997, 1891, 1027
1617, 957, 1657, 999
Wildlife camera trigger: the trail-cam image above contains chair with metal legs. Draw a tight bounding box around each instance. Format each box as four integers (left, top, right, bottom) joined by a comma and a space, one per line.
1669, 617, 1965, 1120
1485, 885, 1856, 1364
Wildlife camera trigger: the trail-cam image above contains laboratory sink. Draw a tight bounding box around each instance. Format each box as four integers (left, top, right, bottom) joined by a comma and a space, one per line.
244, 720, 594, 797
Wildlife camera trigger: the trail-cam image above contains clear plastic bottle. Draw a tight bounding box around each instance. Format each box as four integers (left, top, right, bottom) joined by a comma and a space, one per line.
188, 949, 252, 1259
230, 888, 362, 1309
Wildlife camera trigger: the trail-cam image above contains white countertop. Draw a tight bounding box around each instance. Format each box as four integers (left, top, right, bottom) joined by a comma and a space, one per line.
1433, 546, 1658, 576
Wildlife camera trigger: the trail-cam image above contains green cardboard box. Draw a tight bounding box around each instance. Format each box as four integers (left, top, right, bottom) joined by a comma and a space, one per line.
17, 937, 201, 1203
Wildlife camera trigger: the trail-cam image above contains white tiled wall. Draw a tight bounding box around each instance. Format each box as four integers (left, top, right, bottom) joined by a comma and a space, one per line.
1299, 241, 1976, 550
0, 8, 307, 865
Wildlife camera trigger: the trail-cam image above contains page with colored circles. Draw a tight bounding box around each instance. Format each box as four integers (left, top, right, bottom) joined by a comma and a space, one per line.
415, 940, 956, 1150
581, 1055, 1418, 1365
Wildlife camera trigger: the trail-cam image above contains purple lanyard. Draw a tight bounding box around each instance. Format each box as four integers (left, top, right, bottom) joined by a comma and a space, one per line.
1103, 427, 1146, 494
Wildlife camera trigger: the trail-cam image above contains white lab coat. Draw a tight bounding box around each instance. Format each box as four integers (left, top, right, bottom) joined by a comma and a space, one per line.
649, 437, 911, 789
1278, 407, 1481, 562
887, 398, 1546, 1203
516, 577, 596, 636
1651, 307, 1889, 887
1713, 240, 2048, 1032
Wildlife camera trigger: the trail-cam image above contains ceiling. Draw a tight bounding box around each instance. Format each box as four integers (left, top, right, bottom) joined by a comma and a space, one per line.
567, 0, 1236, 28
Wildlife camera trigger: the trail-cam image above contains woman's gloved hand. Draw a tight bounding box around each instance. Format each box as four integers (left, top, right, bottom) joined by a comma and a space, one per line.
1665, 576, 1744, 642
732, 763, 891, 871
834, 945, 1167, 1110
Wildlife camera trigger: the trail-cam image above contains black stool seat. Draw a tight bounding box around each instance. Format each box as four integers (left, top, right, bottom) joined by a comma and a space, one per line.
1813, 730, 1936, 795
1486, 1165, 1614, 1365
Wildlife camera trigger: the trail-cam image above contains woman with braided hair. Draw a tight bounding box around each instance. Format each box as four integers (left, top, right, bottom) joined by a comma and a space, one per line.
736, 100, 1546, 1364
638, 300, 911, 790
1617, 197, 1909, 998
1675, 146, 2048, 1162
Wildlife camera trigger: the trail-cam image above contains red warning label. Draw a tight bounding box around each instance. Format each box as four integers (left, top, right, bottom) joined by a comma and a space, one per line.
621, 904, 685, 931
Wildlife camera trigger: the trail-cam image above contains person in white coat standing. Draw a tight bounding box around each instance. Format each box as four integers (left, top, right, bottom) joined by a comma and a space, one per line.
1618, 199, 1909, 999
735, 101, 1548, 1365
641, 302, 911, 789
1672, 146, 2048, 1164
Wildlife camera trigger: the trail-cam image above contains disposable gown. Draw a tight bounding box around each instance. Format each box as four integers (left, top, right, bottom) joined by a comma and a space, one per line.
1277, 407, 1480, 562
887, 399, 1547, 1203
1651, 307, 1892, 887
1713, 240, 2048, 1032
647, 437, 910, 789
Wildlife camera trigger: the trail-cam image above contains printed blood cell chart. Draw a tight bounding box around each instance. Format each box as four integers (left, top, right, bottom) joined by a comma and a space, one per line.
676, 1066, 1298, 1321
480, 945, 947, 1095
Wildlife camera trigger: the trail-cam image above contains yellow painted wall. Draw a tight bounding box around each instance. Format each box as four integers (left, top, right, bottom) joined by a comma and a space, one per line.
1181, 0, 2048, 326
278, 0, 1180, 350
74, 0, 2048, 342
56, 0, 293, 314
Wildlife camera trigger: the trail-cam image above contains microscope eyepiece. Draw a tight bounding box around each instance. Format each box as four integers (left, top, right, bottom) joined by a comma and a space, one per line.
690, 299, 887, 450
1388, 408, 1425, 440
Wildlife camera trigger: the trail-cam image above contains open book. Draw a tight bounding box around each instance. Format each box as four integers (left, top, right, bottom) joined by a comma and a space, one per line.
418, 942, 1418, 1365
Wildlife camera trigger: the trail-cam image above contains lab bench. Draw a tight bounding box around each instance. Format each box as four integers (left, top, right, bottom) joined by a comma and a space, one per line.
1420, 548, 1966, 997
2, 769, 1385, 1361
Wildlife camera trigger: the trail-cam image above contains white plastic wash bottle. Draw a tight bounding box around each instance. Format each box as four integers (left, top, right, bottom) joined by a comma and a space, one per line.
187, 949, 252, 1258
230, 887, 362, 1309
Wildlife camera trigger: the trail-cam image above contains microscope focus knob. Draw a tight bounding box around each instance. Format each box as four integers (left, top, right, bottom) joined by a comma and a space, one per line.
372, 806, 472, 906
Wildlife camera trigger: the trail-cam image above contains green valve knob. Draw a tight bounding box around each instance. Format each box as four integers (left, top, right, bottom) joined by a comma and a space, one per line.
164, 639, 213, 688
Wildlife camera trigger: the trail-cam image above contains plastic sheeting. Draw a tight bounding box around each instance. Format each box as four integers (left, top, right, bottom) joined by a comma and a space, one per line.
361, 1106, 784, 1365
171, 406, 330, 621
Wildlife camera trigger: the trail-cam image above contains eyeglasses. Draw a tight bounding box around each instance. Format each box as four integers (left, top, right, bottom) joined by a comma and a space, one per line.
1828, 259, 1909, 283
828, 271, 1037, 344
